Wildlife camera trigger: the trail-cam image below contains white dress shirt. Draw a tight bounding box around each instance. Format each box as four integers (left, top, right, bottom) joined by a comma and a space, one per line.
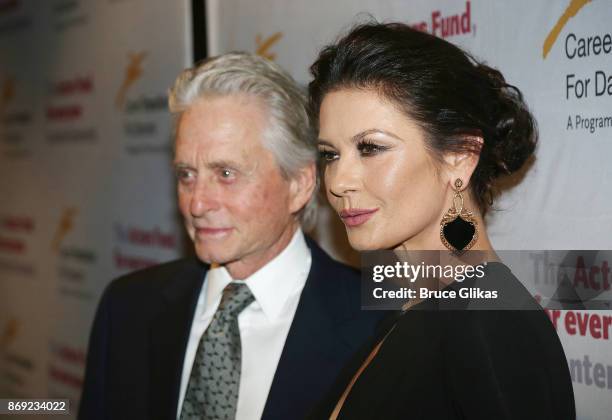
177, 229, 312, 420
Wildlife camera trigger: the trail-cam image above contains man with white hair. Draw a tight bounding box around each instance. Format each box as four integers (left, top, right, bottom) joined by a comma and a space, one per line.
78, 53, 384, 420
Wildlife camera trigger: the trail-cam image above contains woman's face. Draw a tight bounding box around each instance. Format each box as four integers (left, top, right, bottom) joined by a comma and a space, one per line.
318, 88, 449, 250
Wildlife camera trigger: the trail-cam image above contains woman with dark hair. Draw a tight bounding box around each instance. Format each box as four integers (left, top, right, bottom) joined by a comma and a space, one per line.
308, 23, 575, 419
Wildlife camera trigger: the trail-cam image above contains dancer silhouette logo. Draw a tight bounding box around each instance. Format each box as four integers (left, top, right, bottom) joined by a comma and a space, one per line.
0, 318, 19, 349
543, 0, 592, 58
115, 51, 147, 110
255, 32, 282, 60
51, 207, 77, 252
0, 76, 15, 110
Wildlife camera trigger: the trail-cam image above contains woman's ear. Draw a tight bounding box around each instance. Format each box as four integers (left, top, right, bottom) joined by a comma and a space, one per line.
442, 136, 483, 187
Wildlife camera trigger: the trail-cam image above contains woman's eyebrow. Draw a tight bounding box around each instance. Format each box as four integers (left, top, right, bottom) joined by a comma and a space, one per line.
318, 129, 404, 147
352, 128, 403, 142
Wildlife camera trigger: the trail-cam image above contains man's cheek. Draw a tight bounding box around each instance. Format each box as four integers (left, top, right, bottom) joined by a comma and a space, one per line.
238, 187, 268, 215
177, 195, 190, 215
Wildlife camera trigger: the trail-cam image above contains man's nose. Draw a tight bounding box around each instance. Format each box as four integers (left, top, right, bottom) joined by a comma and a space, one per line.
328, 158, 360, 198
189, 181, 221, 216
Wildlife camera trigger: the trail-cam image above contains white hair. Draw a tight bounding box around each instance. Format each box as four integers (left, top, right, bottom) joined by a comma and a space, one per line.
168, 52, 318, 231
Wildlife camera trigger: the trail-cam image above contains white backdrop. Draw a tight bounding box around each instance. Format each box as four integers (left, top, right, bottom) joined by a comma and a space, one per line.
0, 0, 191, 418
205, 1, 612, 419
0, 1, 611, 419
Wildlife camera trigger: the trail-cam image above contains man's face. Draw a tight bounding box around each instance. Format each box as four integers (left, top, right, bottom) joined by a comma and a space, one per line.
174, 94, 301, 278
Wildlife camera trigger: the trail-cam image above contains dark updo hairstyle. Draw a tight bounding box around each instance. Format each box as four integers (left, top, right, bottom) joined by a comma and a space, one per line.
309, 22, 537, 213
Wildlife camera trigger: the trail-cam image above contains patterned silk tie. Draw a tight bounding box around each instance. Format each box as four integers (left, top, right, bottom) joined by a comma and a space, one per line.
180, 282, 255, 420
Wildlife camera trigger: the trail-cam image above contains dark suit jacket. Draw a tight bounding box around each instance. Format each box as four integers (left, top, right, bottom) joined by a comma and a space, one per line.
309, 262, 576, 420
78, 238, 385, 420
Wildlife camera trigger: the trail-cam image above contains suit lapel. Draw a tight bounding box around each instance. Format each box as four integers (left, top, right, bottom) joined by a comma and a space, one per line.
149, 259, 208, 419
262, 240, 354, 420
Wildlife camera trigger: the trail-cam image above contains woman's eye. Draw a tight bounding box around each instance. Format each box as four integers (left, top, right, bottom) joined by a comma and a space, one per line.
318, 149, 338, 162
358, 141, 386, 156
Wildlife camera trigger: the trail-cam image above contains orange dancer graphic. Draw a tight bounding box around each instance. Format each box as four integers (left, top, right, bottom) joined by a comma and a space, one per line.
0, 318, 19, 350
115, 51, 147, 109
0, 76, 15, 113
543, 0, 591, 58
256, 32, 283, 60
51, 207, 78, 252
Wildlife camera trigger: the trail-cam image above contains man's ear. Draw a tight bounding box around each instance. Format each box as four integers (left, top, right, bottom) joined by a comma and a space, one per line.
288, 162, 317, 214
442, 136, 483, 187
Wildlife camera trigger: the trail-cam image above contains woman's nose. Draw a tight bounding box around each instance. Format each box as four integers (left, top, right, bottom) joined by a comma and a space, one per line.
328, 157, 360, 198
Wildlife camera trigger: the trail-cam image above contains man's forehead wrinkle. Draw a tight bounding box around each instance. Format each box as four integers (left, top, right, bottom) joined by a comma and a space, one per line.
244, 160, 259, 176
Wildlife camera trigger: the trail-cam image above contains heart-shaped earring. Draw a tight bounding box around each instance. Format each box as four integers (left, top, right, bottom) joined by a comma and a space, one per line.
440, 178, 478, 253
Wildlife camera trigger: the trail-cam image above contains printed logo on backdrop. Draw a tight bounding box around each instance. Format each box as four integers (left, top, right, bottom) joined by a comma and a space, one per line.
116, 51, 171, 155
115, 51, 147, 110
0, 214, 35, 277
51, 207, 77, 252
0, 0, 32, 35
542, 0, 612, 134
0, 75, 14, 109
255, 32, 283, 60
52, 0, 89, 32
0, 75, 32, 158
52, 207, 96, 301
521, 250, 612, 394
409, 1, 475, 39
0, 317, 35, 398
113, 222, 179, 274
47, 341, 85, 400
0, 318, 19, 349
45, 73, 97, 144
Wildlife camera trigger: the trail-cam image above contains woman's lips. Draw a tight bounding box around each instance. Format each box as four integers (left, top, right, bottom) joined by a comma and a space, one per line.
339, 208, 379, 227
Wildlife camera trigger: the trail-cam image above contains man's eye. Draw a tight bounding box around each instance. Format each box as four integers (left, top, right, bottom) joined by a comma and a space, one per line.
318, 149, 338, 162
218, 168, 235, 180
176, 168, 195, 183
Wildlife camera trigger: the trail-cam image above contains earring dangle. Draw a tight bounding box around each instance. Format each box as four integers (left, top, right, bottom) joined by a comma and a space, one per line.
440, 178, 478, 253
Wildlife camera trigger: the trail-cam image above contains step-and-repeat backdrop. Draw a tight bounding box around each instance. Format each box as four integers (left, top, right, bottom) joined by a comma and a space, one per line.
0, 0, 191, 417
0, 0, 610, 418
205, 0, 611, 419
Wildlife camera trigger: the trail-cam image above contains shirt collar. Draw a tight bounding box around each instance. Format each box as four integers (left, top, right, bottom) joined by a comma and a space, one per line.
204, 228, 311, 321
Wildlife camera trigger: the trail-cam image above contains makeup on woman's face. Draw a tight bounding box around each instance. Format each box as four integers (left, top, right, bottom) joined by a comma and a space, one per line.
317, 88, 448, 250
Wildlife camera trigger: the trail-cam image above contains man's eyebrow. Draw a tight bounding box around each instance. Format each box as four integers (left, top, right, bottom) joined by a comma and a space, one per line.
206, 159, 242, 169
317, 139, 335, 147
172, 159, 244, 169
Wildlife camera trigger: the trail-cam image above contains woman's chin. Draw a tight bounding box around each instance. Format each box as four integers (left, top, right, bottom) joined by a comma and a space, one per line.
346, 234, 380, 251
347, 230, 411, 252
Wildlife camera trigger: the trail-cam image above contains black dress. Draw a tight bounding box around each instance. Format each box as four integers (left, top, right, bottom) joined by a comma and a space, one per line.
309, 262, 576, 420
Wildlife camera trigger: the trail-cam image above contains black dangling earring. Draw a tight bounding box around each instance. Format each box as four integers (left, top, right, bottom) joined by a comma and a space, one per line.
440, 178, 478, 253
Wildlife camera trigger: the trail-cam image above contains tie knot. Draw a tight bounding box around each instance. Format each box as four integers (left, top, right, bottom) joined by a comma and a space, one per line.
218, 282, 254, 319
